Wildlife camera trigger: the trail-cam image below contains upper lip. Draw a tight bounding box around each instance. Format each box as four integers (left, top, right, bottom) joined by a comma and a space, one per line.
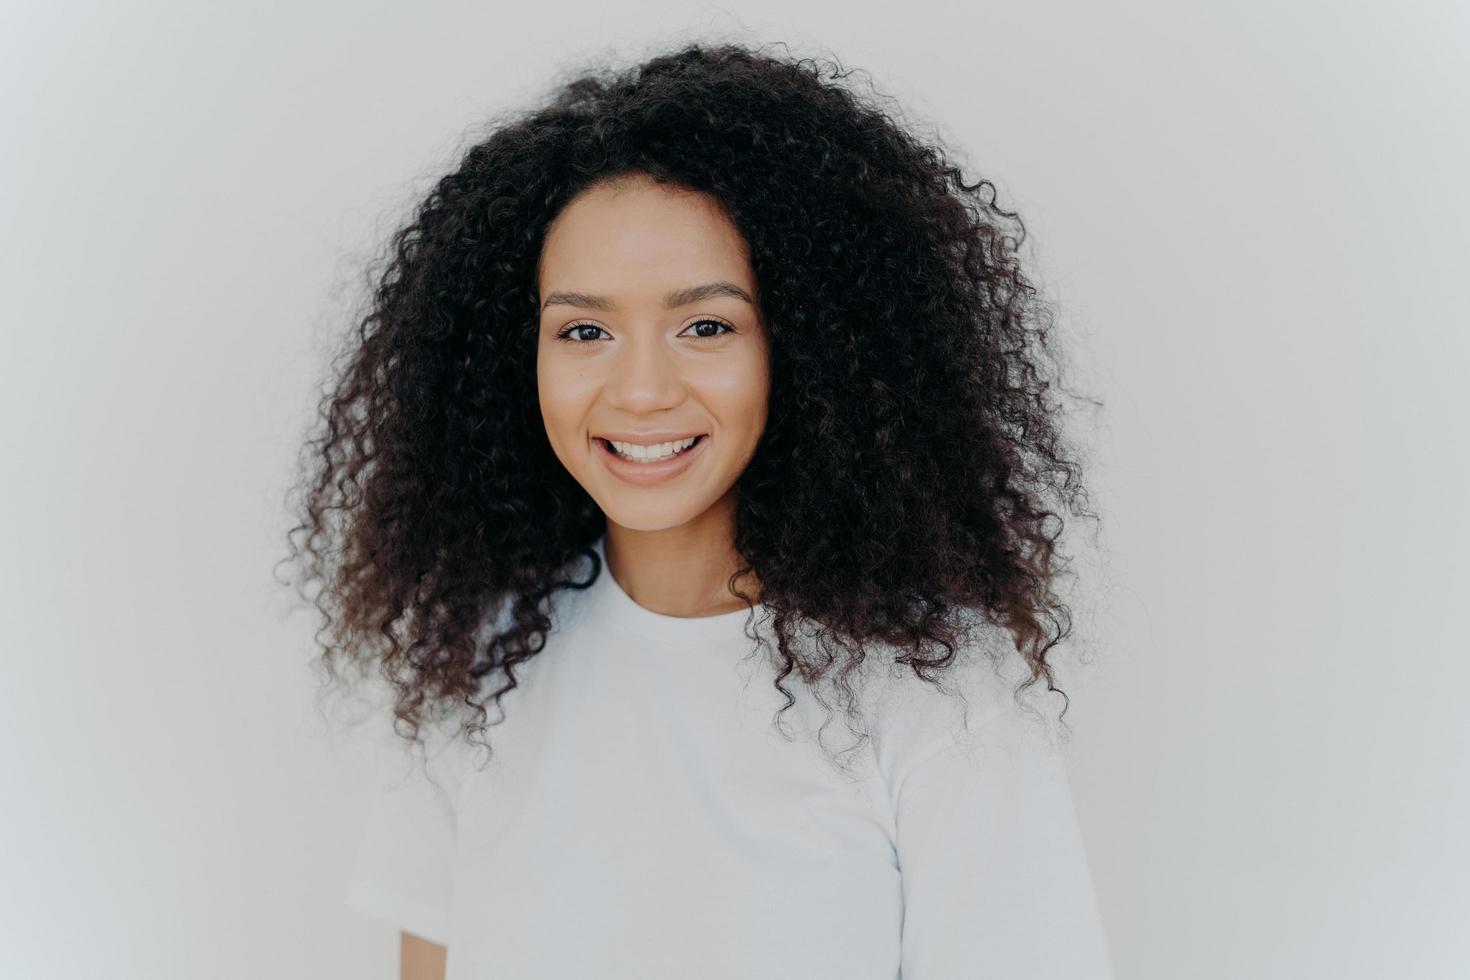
595, 431, 706, 445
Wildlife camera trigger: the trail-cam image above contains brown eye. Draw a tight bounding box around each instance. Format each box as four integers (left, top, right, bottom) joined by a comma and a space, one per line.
554, 319, 734, 343
681, 319, 734, 339
555, 323, 607, 343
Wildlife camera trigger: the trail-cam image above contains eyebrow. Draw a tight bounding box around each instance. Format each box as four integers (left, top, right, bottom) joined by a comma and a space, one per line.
540, 281, 756, 313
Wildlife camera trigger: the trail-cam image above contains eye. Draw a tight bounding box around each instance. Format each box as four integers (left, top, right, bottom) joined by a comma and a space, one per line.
554, 322, 608, 343
681, 318, 735, 339
552, 318, 735, 343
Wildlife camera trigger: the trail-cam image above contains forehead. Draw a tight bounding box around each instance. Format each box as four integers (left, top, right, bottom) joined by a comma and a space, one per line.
538, 177, 754, 295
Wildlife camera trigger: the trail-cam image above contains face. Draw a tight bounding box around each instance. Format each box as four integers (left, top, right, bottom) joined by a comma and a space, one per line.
536, 175, 771, 534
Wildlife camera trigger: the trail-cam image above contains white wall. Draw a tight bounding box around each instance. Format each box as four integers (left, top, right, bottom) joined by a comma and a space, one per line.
3, 1, 1465, 977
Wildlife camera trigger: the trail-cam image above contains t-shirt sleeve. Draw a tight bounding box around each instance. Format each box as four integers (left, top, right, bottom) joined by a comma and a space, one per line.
889, 676, 1115, 978
344, 728, 467, 946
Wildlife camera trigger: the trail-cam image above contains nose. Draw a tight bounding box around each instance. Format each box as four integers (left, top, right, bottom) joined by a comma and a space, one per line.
603, 330, 686, 412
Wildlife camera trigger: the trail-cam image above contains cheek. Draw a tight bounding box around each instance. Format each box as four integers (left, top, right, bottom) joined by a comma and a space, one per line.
536, 374, 580, 450
699, 370, 769, 447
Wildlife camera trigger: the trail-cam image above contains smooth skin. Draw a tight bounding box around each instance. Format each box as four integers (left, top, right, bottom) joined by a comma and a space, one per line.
536, 172, 771, 617
400, 930, 446, 980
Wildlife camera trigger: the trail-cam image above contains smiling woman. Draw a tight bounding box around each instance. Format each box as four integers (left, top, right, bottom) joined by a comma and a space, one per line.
535, 174, 771, 582
283, 38, 1111, 980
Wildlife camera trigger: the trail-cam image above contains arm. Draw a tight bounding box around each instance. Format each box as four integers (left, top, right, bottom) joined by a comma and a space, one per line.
345, 733, 465, 950
893, 703, 1115, 978
401, 930, 447, 980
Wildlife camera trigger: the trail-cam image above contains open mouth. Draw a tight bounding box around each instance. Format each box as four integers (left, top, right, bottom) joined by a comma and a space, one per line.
596, 434, 707, 464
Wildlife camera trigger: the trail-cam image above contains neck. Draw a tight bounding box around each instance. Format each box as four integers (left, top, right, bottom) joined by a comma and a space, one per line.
602, 498, 761, 618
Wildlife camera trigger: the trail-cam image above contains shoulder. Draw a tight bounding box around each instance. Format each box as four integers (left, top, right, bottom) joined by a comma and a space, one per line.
471, 550, 604, 648
860, 619, 1058, 788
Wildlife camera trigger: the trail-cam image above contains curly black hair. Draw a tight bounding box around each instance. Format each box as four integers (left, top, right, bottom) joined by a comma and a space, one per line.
280, 40, 1102, 771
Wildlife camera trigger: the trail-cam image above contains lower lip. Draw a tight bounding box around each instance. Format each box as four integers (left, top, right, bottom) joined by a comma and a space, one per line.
595, 435, 708, 486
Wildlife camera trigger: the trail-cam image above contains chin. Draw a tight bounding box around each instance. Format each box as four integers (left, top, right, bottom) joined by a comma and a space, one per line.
599, 502, 709, 534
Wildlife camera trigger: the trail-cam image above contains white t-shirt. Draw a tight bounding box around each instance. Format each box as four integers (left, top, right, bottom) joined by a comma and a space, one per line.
345, 533, 1114, 978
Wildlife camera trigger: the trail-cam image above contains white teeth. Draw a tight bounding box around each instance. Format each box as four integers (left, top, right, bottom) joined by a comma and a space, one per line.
607, 436, 699, 462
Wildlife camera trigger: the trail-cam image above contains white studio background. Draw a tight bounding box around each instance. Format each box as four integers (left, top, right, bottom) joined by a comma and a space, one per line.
3, 2, 1466, 978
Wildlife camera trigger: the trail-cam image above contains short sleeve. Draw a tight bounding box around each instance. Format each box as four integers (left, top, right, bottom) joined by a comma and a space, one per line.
344, 728, 467, 946
892, 696, 1115, 978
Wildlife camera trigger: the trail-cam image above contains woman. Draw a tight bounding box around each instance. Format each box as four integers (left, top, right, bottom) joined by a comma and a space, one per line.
284, 40, 1112, 979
